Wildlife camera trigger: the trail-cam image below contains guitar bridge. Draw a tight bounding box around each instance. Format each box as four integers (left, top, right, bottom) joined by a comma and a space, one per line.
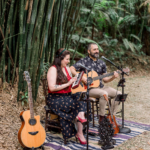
28, 131, 39, 135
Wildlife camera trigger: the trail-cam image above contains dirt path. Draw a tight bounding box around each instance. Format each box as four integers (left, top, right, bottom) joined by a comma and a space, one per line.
0, 74, 150, 150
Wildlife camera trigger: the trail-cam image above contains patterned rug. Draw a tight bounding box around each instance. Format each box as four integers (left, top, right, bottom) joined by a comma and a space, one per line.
44, 117, 150, 150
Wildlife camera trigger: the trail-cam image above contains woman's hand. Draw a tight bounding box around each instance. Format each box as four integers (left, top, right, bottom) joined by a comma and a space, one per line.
68, 77, 77, 86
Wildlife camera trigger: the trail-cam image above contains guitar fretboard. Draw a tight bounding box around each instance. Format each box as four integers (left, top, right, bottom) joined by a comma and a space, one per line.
28, 84, 34, 119
93, 71, 120, 81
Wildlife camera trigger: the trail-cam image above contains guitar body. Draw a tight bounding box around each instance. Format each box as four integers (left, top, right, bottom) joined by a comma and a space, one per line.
18, 110, 46, 148
71, 70, 100, 94
107, 115, 119, 134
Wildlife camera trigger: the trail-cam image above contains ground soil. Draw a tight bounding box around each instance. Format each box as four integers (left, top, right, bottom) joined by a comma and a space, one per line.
0, 67, 150, 150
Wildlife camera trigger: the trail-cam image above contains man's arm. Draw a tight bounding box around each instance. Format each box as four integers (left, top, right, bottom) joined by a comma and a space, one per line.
70, 66, 78, 76
103, 71, 119, 83
70, 66, 87, 84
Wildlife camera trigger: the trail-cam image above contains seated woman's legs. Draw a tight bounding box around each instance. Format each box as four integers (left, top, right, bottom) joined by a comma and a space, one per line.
75, 121, 86, 144
72, 93, 88, 123
77, 112, 85, 119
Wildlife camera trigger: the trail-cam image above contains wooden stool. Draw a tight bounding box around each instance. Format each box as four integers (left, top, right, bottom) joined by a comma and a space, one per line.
88, 97, 99, 127
88, 96, 112, 127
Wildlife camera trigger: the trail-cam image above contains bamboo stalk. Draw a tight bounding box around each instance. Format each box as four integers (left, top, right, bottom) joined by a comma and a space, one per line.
57, 0, 65, 49
138, 8, 146, 40
63, 0, 70, 30
12, 37, 19, 86
25, 0, 39, 71
8, 23, 13, 83
0, 26, 14, 66
0, 0, 15, 78
29, 0, 47, 100
18, 0, 24, 73
0, 0, 7, 33
50, 0, 60, 63
35, 0, 55, 100
0, 0, 1, 17
63, 0, 75, 48
29, 0, 47, 77
22, 0, 30, 91
12, 0, 18, 58
3, 58, 5, 87
17, 0, 25, 101
27, 0, 33, 23
66, 0, 82, 50
46, 23, 52, 62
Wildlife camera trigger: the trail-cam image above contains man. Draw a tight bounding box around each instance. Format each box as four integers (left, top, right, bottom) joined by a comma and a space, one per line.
70, 43, 121, 123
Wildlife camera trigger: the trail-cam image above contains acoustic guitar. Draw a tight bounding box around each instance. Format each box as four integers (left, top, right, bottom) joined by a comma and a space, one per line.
71, 68, 129, 94
18, 71, 46, 148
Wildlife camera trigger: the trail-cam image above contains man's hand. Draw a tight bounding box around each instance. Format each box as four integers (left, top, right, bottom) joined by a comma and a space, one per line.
113, 71, 119, 78
81, 76, 87, 84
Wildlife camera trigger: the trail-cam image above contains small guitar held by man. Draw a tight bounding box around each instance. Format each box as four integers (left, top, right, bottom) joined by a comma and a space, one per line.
18, 71, 46, 149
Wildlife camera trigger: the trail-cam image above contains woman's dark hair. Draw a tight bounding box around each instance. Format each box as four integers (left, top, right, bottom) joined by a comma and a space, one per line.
52, 48, 70, 85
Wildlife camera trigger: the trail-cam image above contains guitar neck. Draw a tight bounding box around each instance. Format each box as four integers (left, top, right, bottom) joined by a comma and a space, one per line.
28, 84, 34, 119
107, 102, 114, 121
93, 71, 120, 81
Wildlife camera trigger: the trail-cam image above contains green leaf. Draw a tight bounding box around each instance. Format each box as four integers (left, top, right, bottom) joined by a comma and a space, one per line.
109, 39, 118, 47
21, 96, 25, 99
145, 26, 150, 32
80, 8, 94, 15
25, 92, 28, 96
123, 38, 129, 50
130, 34, 141, 42
22, 101, 24, 106
128, 41, 135, 52
71, 35, 85, 43
99, 39, 109, 46
81, 37, 103, 52
68, 49, 85, 57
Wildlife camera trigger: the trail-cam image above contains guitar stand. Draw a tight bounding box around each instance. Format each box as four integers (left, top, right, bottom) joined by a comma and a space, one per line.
23, 145, 44, 150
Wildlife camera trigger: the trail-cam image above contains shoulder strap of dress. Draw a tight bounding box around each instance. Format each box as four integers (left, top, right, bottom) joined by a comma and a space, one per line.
64, 67, 69, 76
66, 66, 72, 77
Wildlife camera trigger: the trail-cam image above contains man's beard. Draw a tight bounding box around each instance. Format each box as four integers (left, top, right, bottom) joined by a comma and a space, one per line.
90, 52, 99, 58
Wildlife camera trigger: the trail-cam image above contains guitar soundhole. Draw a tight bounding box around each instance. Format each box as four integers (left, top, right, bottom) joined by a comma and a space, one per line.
88, 77, 93, 85
29, 119, 36, 126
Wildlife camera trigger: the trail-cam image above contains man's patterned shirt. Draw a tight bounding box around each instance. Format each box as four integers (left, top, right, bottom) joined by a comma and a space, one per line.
73, 56, 107, 88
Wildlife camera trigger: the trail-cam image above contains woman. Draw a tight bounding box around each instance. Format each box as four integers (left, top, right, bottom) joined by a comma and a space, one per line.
47, 48, 87, 144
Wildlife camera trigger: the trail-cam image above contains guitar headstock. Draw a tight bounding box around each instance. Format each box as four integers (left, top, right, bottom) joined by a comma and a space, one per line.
23, 71, 31, 84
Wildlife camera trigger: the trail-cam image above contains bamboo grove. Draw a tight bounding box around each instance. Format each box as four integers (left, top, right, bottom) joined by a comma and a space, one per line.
0, 0, 150, 102
0, 0, 96, 101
